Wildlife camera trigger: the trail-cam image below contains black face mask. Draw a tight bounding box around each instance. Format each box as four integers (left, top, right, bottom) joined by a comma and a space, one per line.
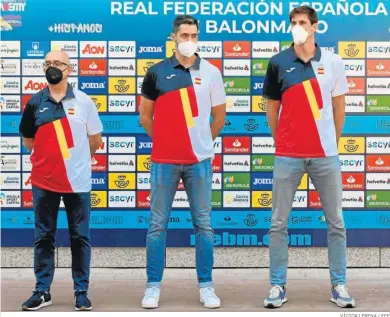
45, 66, 67, 85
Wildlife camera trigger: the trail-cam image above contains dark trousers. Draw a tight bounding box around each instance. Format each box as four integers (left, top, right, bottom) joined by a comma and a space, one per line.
32, 186, 91, 292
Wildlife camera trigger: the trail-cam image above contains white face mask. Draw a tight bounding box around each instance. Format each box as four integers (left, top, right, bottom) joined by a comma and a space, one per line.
177, 40, 198, 58
292, 25, 312, 45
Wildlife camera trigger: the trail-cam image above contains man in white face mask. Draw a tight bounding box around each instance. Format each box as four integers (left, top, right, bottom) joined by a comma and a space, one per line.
263, 6, 355, 309
139, 15, 226, 309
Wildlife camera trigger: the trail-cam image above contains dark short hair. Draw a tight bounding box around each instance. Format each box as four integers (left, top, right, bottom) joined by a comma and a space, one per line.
289, 6, 318, 25
173, 15, 199, 34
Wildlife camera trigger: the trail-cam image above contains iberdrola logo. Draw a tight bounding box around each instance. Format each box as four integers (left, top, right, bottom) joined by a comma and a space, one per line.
253, 62, 263, 70
224, 81, 235, 88
224, 176, 234, 184
252, 158, 263, 166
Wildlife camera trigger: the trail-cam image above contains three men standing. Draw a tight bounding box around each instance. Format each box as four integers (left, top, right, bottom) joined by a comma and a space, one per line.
17, 6, 356, 311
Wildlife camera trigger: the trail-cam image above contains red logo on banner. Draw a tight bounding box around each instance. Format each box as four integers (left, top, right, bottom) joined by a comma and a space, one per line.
81, 44, 105, 56
22, 191, 33, 208
212, 155, 222, 172
24, 80, 47, 93
91, 155, 108, 172
347, 77, 366, 95
207, 59, 223, 73
22, 95, 33, 111
224, 41, 251, 58
367, 60, 390, 77
223, 137, 251, 154
309, 191, 322, 208
79, 59, 107, 76
97, 140, 106, 153
137, 191, 151, 208
366, 155, 390, 172
342, 173, 365, 190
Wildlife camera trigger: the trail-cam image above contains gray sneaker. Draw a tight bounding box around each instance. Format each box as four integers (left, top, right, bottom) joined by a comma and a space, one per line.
264, 285, 288, 308
331, 285, 356, 308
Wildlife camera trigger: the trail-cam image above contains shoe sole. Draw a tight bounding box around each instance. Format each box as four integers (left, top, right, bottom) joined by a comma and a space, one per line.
142, 304, 159, 309
200, 298, 221, 309
75, 306, 93, 311
264, 298, 288, 309
22, 300, 52, 311
330, 298, 355, 308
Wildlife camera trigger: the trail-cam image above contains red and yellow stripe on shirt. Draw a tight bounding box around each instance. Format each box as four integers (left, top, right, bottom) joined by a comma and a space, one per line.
302, 79, 323, 121
30, 117, 75, 192
151, 86, 200, 163
179, 87, 198, 128
53, 117, 74, 160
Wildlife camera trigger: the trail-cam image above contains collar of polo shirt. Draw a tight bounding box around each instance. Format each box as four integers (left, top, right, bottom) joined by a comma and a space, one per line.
43, 83, 75, 102
170, 53, 201, 70
289, 43, 322, 63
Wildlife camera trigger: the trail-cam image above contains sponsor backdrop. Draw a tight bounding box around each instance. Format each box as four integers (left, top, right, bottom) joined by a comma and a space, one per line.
1, 0, 390, 247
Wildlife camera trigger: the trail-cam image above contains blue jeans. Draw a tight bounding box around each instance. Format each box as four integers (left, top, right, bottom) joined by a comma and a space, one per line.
269, 156, 347, 286
32, 186, 91, 292
146, 159, 214, 288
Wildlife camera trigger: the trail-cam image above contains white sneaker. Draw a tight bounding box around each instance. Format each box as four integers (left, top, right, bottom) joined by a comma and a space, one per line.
199, 287, 221, 309
264, 285, 288, 308
331, 285, 356, 308
142, 287, 160, 309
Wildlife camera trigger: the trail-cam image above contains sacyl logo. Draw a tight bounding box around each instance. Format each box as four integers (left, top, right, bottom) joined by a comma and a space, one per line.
110, 140, 134, 148
110, 99, 134, 108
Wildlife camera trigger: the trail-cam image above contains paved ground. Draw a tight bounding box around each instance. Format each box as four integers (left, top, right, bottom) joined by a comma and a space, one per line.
1, 268, 390, 312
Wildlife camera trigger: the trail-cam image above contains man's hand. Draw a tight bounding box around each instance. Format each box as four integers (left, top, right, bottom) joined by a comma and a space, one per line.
89, 133, 102, 156
22, 138, 34, 152
266, 99, 281, 142
140, 97, 155, 138
332, 94, 346, 145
